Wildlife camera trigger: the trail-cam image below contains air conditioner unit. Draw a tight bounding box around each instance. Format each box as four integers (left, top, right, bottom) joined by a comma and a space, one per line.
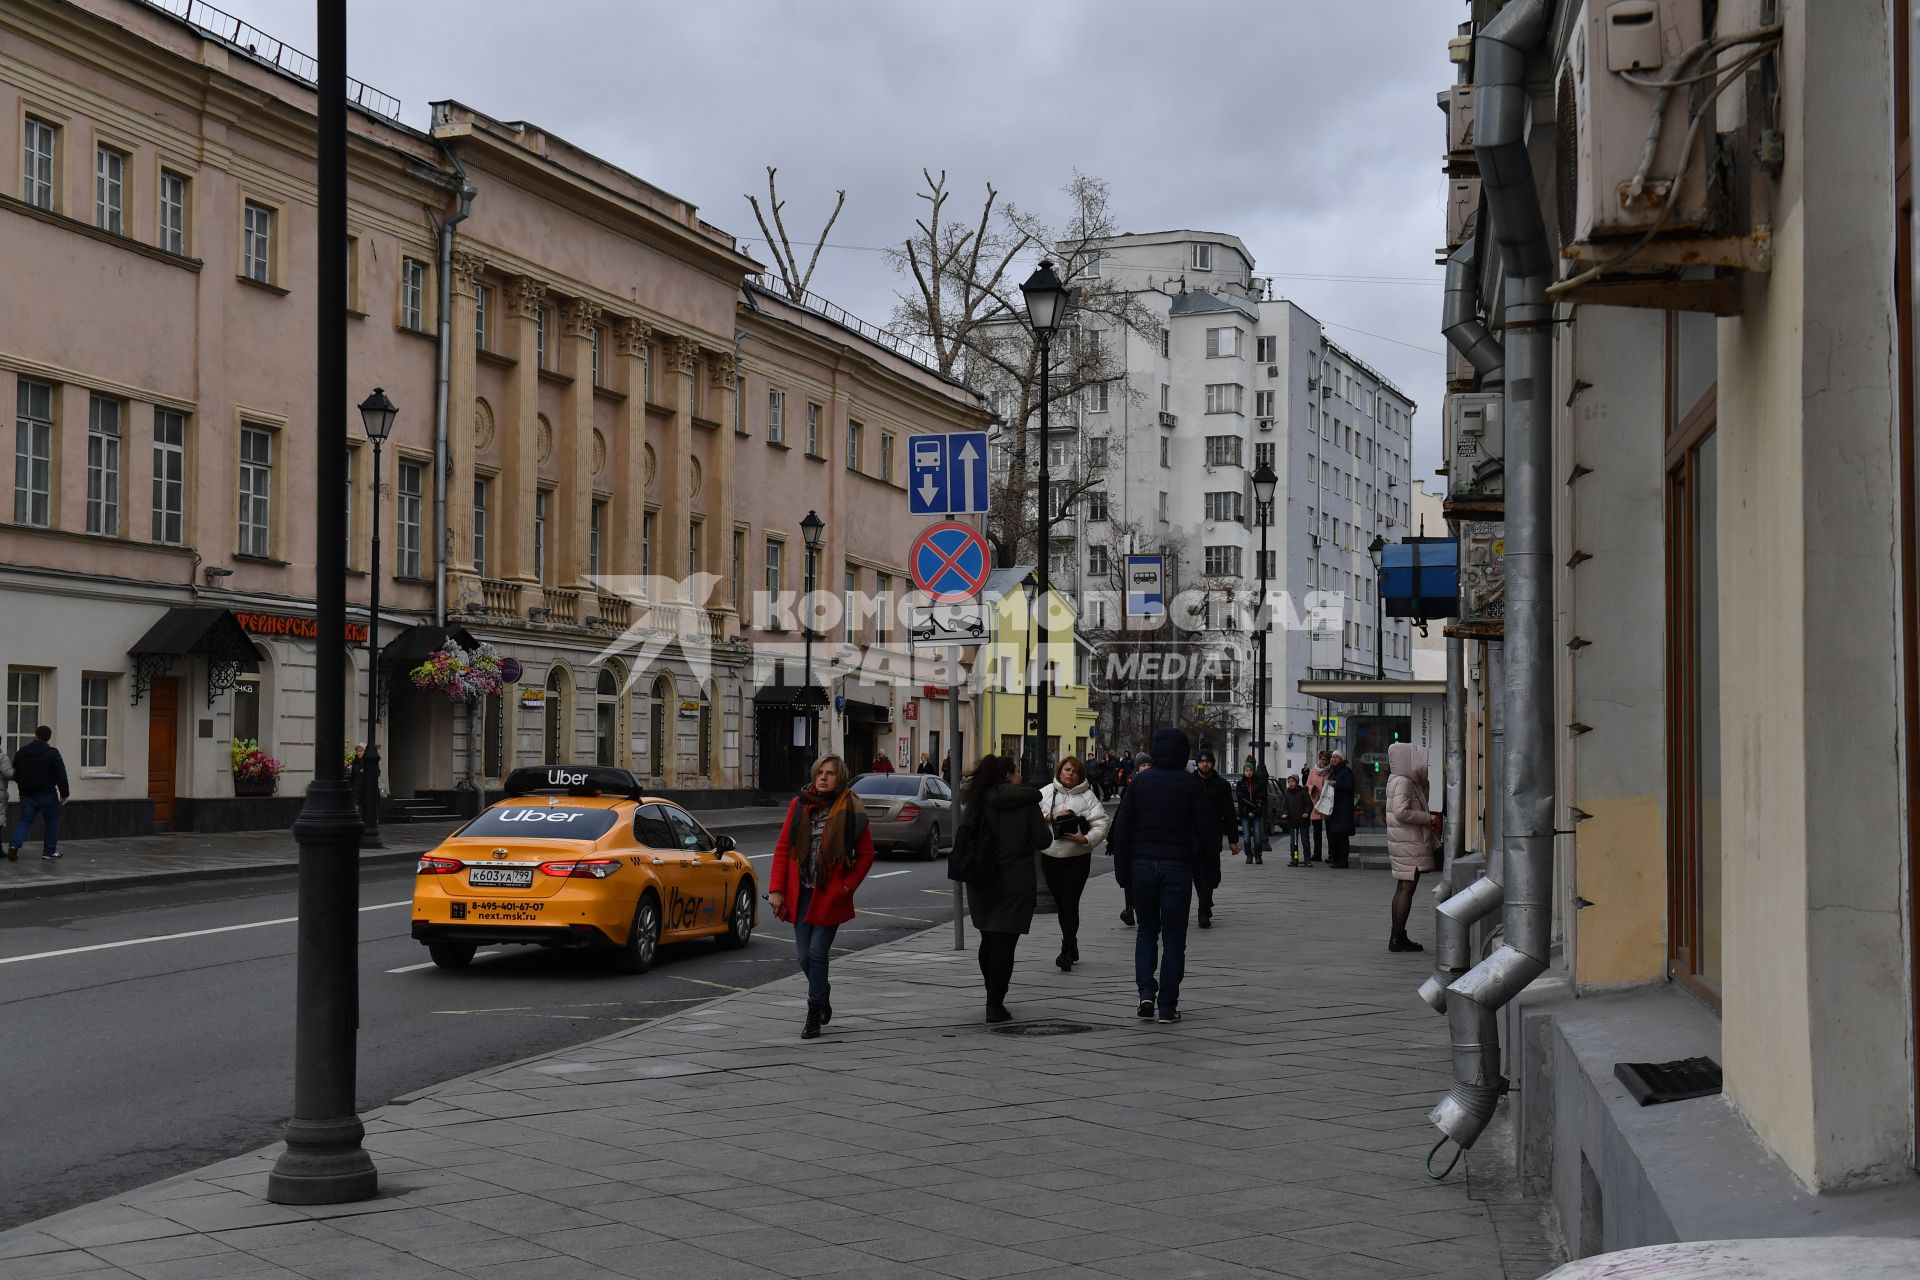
1448, 392, 1505, 497
1447, 83, 1476, 157
1446, 177, 1481, 247
1257, 418, 1274, 433
1266, 364, 1279, 379
1557, 0, 1710, 245
1306, 375, 1318, 390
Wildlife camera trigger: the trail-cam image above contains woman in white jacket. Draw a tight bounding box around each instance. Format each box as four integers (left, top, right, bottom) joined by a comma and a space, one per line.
1039, 756, 1111, 972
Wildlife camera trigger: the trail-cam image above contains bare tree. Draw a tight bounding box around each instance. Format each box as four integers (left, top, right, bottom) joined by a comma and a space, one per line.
745, 167, 845, 299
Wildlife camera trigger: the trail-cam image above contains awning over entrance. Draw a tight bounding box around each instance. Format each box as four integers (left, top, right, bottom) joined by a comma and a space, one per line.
379, 624, 478, 673
841, 696, 891, 724
1298, 678, 1446, 704
753, 675, 829, 708
127, 607, 259, 707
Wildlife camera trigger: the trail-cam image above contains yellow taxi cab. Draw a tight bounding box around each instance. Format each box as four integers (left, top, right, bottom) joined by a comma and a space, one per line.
409, 764, 757, 972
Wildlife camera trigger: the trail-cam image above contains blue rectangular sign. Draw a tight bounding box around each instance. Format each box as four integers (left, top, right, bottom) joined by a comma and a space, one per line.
909, 431, 991, 516
1124, 554, 1166, 625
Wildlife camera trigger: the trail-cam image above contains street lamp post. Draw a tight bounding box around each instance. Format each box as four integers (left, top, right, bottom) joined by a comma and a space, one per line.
357, 388, 396, 849
1251, 461, 1278, 775
801, 510, 824, 755
1369, 534, 1387, 680
1020, 260, 1068, 782
1018, 574, 1037, 779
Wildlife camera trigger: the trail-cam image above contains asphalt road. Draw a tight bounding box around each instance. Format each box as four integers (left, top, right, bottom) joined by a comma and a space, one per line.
0, 827, 970, 1231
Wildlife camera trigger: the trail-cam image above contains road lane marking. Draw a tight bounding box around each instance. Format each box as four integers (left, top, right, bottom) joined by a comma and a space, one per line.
852, 909, 935, 924
745, 853, 774, 861
673, 976, 745, 993
388, 948, 497, 974
0, 900, 413, 965
868, 870, 913, 879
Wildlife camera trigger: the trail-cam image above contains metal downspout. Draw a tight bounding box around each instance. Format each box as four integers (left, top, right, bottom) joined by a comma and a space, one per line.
1430, 0, 1556, 1151
1442, 236, 1506, 379
432, 147, 476, 627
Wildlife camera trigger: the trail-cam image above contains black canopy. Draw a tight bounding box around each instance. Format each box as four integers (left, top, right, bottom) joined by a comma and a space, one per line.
127, 607, 258, 706
379, 624, 478, 672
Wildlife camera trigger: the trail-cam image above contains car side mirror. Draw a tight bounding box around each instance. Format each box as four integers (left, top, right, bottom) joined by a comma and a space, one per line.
714, 834, 737, 855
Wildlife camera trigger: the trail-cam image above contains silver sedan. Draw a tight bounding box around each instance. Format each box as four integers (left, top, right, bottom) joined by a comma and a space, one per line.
850, 772, 953, 859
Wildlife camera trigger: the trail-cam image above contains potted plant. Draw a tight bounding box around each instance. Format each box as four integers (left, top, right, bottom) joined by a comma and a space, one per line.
231, 738, 284, 796
409, 640, 505, 703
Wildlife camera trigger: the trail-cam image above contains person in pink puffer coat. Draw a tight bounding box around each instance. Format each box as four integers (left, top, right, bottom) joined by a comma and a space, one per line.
1386, 742, 1440, 953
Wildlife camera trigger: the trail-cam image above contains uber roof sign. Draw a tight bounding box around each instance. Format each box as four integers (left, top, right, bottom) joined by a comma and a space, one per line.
504, 764, 644, 799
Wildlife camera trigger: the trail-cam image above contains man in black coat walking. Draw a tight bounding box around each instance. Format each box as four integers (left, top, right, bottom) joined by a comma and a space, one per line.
9, 725, 71, 861
1108, 727, 1214, 1023
1325, 751, 1359, 868
1191, 749, 1239, 927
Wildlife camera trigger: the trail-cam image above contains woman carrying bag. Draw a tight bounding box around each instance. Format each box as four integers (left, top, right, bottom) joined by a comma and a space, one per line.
1039, 756, 1110, 973
959, 754, 1051, 1023
768, 755, 877, 1040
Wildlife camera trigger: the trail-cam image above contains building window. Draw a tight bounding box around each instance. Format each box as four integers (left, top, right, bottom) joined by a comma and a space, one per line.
1158, 491, 1168, 521
1160, 437, 1170, 468
534, 488, 550, 584
86, 394, 121, 536
1258, 549, 1276, 579
536, 306, 549, 369
1160, 328, 1170, 359
689, 518, 702, 576
158, 170, 188, 255
472, 477, 489, 576
22, 116, 56, 211
1082, 253, 1102, 277
1089, 382, 1109, 413
396, 460, 423, 578
764, 537, 783, 604
1256, 335, 1277, 364
238, 426, 272, 557
1089, 544, 1111, 577
989, 441, 1009, 472
1256, 389, 1276, 419
1205, 383, 1244, 415
1204, 545, 1242, 577
732, 529, 745, 612
1086, 490, 1109, 522
474, 283, 490, 351
803, 546, 820, 601
401, 258, 426, 330
642, 510, 655, 581
847, 420, 863, 472
589, 499, 605, 579
1048, 439, 1071, 470
874, 573, 890, 643
242, 201, 273, 283
879, 431, 894, 483
1203, 491, 1244, 524
591, 325, 604, 385
6, 668, 45, 755
150, 409, 186, 545
13, 380, 53, 528
1254, 441, 1275, 471
1161, 384, 1171, 412
79, 674, 111, 769
1088, 437, 1109, 470
1192, 243, 1213, 271
844, 568, 859, 643
94, 145, 125, 234
768, 389, 785, 444
1205, 326, 1242, 358
1204, 435, 1243, 467
806, 402, 822, 456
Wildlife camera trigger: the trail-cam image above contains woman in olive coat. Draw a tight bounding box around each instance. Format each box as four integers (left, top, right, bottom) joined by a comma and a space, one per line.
960, 753, 1051, 1023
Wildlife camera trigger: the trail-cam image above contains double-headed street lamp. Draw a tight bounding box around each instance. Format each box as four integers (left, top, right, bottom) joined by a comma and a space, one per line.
1369, 533, 1387, 680
1018, 573, 1038, 780
357, 387, 397, 848
1251, 460, 1278, 775
800, 509, 825, 753
1019, 260, 1069, 782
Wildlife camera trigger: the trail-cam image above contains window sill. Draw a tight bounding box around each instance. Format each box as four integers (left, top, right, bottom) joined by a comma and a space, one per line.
2, 522, 198, 556
538, 368, 574, 387
766, 439, 790, 451
234, 553, 290, 567
692, 416, 722, 431
645, 400, 673, 417
0, 194, 204, 271
346, 307, 367, 320
398, 324, 435, 342
592, 384, 627, 403
477, 349, 516, 369
805, 452, 827, 463
391, 575, 433, 586
81, 772, 126, 781
237, 274, 290, 297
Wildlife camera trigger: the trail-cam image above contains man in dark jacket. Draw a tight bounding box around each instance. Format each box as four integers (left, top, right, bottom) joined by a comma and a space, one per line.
1325, 751, 1359, 868
1191, 749, 1239, 926
1280, 775, 1313, 866
1107, 727, 1214, 1023
10, 725, 71, 861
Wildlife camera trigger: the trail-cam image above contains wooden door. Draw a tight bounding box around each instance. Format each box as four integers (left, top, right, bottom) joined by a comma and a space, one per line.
146, 678, 179, 829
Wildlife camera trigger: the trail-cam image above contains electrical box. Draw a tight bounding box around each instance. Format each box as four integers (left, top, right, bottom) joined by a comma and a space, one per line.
1447, 83, 1476, 157
1448, 393, 1504, 497
1556, 0, 1710, 245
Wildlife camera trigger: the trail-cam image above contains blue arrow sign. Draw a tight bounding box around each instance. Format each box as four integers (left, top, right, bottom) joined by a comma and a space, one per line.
909, 431, 990, 516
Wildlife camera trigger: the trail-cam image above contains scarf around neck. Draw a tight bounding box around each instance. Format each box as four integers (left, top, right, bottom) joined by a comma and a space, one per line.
797, 783, 859, 873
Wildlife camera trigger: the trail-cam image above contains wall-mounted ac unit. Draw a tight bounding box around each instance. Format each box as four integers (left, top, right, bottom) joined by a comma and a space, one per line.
1447, 82, 1476, 158
1266, 364, 1279, 378
1257, 418, 1274, 433
1447, 178, 1481, 248
1306, 375, 1318, 390
1448, 392, 1505, 497
1557, 0, 1709, 245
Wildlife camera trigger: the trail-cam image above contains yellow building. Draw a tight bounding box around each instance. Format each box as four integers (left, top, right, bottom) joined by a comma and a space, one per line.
975, 569, 1098, 773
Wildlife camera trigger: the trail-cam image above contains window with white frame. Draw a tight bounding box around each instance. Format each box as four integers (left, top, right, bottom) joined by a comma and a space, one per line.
689, 518, 702, 575
80, 673, 111, 769
1049, 440, 1070, 470
242, 201, 273, 283
86, 394, 121, 536
472, 477, 490, 576
1204, 435, 1242, 467
590, 499, 605, 578
732, 530, 746, 613
13, 380, 53, 528
1088, 544, 1111, 578
1256, 335, 1277, 363
844, 568, 858, 643
396, 460, 423, 578
806, 402, 821, 455
1088, 436, 1109, 470
1158, 491, 1168, 521
874, 573, 890, 643
767, 389, 785, 443
536, 306, 549, 368
1259, 548, 1276, 579
591, 325, 603, 385
1204, 545, 1242, 577
22, 117, 56, 211
238, 426, 272, 556
1159, 437, 1170, 467
6, 668, 45, 755
640, 510, 656, 584
474, 283, 490, 350
94, 145, 125, 234
1192, 243, 1213, 271
1081, 253, 1101, 277
847, 420, 863, 472
989, 441, 1008, 471
1255, 389, 1276, 418
1089, 381, 1109, 413
1254, 441, 1275, 471
879, 431, 894, 483
1050, 482, 1072, 517
152, 408, 185, 545
1205, 383, 1243, 414
1160, 328, 1170, 358
401, 259, 426, 330
804, 546, 819, 596
1085, 490, 1109, 522
1205, 326, 1241, 358
764, 538, 783, 604
534, 488, 550, 584
1204, 491, 1244, 524
159, 170, 188, 255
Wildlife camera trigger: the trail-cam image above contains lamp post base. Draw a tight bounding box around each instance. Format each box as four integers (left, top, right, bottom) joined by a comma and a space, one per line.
267, 1116, 378, 1204
360, 743, 384, 849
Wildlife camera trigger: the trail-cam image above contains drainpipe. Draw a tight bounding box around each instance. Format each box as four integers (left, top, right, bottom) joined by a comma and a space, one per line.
1442, 236, 1505, 380
1430, 0, 1556, 1152
432, 146, 477, 627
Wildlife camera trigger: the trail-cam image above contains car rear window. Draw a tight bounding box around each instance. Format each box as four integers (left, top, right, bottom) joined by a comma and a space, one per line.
459, 805, 619, 841
852, 774, 921, 797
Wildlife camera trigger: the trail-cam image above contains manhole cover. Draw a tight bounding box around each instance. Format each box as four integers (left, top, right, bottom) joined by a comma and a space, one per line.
991, 1021, 1093, 1036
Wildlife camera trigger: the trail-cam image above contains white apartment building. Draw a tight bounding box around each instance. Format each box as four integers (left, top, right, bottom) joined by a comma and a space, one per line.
987, 230, 1416, 773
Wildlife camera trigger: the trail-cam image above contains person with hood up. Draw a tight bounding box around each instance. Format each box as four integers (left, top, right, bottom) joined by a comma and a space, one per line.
768, 755, 877, 1040
961, 754, 1051, 1023
1386, 742, 1441, 952
1324, 751, 1358, 868
1191, 749, 1239, 927
1038, 756, 1111, 972
1117, 749, 1156, 926
1108, 728, 1214, 1023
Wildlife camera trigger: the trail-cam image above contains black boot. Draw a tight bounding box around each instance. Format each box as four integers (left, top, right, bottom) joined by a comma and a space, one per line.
1068, 940, 1080, 963
802, 1003, 822, 1039
1388, 932, 1425, 953
818, 988, 832, 1025
1055, 947, 1072, 973
986, 1001, 1013, 1023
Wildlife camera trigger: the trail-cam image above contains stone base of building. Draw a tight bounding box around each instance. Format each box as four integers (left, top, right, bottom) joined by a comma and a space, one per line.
171, 796, 308, 834
1506, 976, 1920, 1262
11, 798, 154, 841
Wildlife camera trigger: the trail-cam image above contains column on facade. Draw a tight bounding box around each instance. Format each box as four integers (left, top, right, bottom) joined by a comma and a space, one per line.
559, 298, 599, 595
705, 349, 738, 636
659, 335, 697, 603
610, 318, 651, 581
501, 276, 547, 585
446, 251, 484, 601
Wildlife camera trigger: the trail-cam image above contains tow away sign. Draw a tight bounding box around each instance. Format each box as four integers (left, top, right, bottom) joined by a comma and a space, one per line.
908, 603, 992, 649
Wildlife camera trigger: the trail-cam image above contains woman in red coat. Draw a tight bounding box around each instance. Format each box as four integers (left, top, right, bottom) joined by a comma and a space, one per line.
768, 755, 877, 1040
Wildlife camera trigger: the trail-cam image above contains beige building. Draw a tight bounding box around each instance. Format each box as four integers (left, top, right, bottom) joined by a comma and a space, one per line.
1429, 0, 1920, 1258
0, 0, 987, 835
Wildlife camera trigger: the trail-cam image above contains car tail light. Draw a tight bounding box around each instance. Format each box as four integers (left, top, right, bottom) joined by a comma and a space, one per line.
416, 856, 463, 875
897, 804, 922, 822
539, 859, 621, 879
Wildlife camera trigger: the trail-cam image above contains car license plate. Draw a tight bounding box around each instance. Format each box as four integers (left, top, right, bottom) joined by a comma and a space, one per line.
468, 866, 533, 888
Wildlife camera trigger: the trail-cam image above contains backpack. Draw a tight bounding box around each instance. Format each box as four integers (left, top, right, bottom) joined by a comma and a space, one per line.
946, 807, 1001, 888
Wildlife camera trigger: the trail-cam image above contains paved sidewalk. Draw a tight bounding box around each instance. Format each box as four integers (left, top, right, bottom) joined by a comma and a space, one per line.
0, 805, 792, 902
0, 859, 1557, 1279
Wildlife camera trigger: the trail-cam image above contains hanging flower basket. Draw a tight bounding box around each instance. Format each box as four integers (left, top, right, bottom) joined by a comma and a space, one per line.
231, 738, 283, 795
409, 640, 505, 703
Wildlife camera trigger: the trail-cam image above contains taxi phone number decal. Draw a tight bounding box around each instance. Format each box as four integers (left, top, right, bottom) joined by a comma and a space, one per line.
451, 901, 547, 922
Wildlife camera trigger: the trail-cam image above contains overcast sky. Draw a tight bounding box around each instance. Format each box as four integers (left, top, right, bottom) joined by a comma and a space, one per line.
215, 0, 1461, 482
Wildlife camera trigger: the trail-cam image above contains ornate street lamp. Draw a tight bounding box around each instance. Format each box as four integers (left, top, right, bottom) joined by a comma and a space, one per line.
1369, 533, 1387, 680
800, 509, 825, 753
356, 387, 396, 847
1019, 260, 1069, 782
1018, 573, 1038, 781
1251, 460, 1278, 775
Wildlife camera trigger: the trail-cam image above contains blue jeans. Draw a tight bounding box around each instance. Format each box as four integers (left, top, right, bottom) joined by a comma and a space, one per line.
792, 886, 837, 1006
1240, 815, 1264, 854
12, 793, 60, 854
1132, 859, 1193, 1013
